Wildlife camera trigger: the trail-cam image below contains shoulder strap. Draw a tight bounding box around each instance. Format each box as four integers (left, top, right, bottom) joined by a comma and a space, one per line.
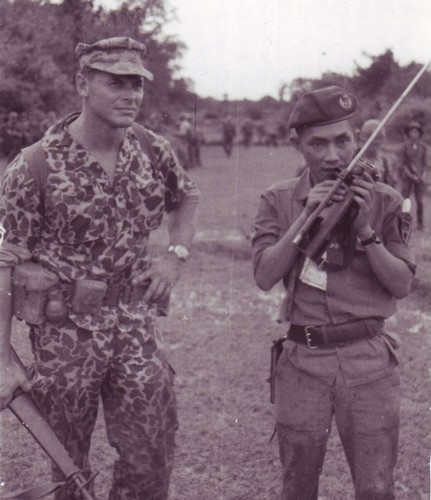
21, 125, 159, 209
22, 140, 48, 208
131, 123, 159, 174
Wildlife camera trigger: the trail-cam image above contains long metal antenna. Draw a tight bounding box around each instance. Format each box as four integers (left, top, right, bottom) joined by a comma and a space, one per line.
293, 59, 431, 246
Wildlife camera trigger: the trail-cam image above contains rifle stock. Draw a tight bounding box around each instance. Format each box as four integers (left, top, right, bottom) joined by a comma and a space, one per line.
4, 348, 96, 500
293, 59, 431, 250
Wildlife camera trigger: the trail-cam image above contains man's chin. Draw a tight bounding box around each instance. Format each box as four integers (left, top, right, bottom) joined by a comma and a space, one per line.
112, 116, 136, 128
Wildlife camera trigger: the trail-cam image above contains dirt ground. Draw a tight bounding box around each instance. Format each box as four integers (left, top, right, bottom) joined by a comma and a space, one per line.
0, 145, 430, 499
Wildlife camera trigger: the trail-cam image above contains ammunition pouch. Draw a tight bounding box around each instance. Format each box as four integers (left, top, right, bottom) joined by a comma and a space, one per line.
12, 263, 59, 325
71, 279, 107, 315
12, 263, 170, 323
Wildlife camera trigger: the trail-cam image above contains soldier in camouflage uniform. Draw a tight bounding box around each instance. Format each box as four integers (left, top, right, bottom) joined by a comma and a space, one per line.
0, 37, 199, 500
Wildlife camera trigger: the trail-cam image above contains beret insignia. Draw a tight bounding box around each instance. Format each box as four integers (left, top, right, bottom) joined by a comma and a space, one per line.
339, 94, 354, 111
398, 212, 413, 243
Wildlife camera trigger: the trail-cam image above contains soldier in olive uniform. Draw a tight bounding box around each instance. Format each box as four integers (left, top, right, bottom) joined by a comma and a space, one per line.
253, 86, 415, 500
399, 120, 428, 230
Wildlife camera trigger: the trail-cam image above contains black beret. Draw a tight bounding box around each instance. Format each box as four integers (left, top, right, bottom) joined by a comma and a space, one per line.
288, 85, 358, 130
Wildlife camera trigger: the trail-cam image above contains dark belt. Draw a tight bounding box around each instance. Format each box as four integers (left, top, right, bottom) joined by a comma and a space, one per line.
288, 319, 384, 349
61, 282, 149, 307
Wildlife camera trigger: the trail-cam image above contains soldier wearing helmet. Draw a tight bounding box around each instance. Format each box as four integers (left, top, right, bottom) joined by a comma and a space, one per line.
399, 120, 428, 230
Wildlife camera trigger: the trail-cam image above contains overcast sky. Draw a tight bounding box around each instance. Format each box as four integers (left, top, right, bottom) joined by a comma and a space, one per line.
95, 0, 431, 100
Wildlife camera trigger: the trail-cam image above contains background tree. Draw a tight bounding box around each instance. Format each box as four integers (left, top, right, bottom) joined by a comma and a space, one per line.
0, 0, 190, 121
0, 0, 429, 150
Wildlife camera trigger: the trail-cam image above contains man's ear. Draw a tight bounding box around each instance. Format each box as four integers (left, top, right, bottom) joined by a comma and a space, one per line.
76, 72, 89, 98
290, 132, 300, 151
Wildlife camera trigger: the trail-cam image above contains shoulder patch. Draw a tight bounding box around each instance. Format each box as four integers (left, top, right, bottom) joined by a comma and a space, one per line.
397, 212, 413, 243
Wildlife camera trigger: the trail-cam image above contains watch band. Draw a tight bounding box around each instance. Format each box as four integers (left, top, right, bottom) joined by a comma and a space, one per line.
360, 231, 381, 246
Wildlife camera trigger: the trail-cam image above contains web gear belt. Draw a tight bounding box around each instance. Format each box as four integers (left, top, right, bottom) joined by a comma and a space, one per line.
288, 319, 384, 349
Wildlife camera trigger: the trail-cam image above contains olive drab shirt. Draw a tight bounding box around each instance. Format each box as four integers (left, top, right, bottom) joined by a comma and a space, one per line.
0, 113, 198, 333
252, 169, 416, 387
399, 140, 428, 180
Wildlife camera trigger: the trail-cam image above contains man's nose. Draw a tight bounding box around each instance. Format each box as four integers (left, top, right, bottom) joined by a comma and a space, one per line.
122, 85, 139, 101
324, 143, 340, 163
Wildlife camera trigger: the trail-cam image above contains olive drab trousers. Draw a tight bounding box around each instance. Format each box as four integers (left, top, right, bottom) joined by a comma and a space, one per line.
401, 179, 424, 229
29, 317, 177, 500
275, 356, 400, 500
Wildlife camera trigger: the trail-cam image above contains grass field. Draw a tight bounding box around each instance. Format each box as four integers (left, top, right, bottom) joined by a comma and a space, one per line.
0, 145, 430, 499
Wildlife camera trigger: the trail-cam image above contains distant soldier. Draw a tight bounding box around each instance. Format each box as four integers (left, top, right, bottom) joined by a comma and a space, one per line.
146, 110, 163, 134
265, 122, 279, 147
358, 119, 396, 188
190, 124, 204, 168
399, 120, 428, 230
241, 119, 254, 147
221, 115, 236, 157
277, 121, 288, 145
176, 113, 203, 168
255, 120, 267, 145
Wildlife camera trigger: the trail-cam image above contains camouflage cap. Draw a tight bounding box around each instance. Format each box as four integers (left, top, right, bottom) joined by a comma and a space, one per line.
288, 85, 358, 131
75, 37, 153, 80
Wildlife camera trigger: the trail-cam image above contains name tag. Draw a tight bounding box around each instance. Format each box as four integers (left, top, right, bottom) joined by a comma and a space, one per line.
299, 256, 327, 291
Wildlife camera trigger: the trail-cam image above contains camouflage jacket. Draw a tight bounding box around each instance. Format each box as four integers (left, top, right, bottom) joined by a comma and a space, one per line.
0, 112, 198, 331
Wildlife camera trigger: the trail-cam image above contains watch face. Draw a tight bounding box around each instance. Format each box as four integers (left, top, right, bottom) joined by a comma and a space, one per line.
172, 245, 189, 259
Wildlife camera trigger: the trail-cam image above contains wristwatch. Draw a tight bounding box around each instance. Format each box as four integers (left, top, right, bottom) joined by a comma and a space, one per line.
360, 231, 382, 247
168, 244, 190, 261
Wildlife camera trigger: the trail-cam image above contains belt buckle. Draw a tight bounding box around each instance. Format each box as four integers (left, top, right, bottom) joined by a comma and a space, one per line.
304, 326, 319, 349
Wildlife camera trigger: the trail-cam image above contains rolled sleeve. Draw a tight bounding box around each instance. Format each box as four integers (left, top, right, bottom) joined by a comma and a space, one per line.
0, 154, 41, 266
153, 135, 199, 213
252, 190, 282, 273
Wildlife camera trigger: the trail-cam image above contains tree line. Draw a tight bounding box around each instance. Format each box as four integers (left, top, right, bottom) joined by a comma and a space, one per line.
0, 0, 196, 120
0, 0, 429, 150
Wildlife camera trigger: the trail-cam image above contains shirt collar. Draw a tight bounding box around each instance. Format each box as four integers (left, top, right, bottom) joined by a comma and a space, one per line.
41, 112, 80, 149
42, 112, 135, 151
292, 168, 312, 200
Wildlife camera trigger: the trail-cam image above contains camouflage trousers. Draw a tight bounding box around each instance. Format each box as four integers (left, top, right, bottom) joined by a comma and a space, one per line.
29, 317, 177, 500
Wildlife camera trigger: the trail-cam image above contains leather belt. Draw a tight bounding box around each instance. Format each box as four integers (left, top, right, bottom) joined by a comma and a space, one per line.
60, 282, 149, 307
288, 319, 384, 349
